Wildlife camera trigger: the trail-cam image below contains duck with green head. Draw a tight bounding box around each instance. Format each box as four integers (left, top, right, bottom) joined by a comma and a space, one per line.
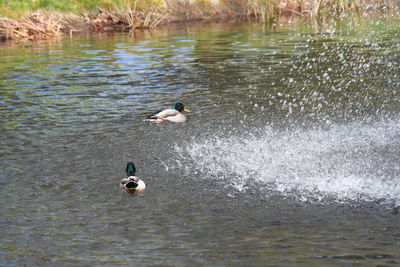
145, 102, 191, 124
120, 162, 146, 194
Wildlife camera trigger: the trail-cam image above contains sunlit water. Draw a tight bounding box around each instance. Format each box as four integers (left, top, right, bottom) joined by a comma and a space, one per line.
1, 18, 400, 265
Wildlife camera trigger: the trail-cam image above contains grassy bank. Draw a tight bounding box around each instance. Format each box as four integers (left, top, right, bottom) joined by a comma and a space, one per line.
1, 0, 399, 41
0, 0, 164, 18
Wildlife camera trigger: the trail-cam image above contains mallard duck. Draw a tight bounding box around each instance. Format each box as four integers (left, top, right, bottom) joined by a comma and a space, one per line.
120, 162, 146, 194
145, 102, 191, 124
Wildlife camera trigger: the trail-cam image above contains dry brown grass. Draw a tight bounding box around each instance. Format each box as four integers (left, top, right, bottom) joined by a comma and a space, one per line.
121, 0, 167, 29
0, 11, 84, 41
0, 8, 167, 41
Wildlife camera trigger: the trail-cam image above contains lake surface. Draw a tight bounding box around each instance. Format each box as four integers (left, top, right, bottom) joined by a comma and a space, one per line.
1, 17, 400, 266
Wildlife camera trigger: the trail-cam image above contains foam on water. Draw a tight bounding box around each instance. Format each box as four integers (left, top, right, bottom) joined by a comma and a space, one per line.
174, 119, 400, 205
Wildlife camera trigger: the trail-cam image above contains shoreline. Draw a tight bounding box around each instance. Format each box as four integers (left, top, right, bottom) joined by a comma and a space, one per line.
1, 1, 399, 43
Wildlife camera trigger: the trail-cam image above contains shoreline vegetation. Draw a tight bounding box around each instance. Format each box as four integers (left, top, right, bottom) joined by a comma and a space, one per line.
0, 0, 399, 42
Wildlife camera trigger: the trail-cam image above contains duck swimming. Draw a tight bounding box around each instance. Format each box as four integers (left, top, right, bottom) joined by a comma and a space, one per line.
120, 162, 146, 194
145, 102, 191, 124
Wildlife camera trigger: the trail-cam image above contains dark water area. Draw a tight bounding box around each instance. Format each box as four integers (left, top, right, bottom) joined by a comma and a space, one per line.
1, 18, 400, 265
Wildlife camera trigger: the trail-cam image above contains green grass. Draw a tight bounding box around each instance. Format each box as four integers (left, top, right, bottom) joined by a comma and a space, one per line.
0, 0, 159, 18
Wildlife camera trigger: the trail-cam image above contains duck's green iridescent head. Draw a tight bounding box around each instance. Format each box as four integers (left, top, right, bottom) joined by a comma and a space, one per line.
171, 102, 190, 112
171, 102, 184, 112
126, 162, 136, 177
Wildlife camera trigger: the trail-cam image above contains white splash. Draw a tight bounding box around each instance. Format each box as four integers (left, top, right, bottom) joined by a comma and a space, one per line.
175, 119, 400, 204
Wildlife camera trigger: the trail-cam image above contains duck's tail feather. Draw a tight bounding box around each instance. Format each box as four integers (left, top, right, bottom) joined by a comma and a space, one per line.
143, 110, 162, 122
143, 117, 158, 122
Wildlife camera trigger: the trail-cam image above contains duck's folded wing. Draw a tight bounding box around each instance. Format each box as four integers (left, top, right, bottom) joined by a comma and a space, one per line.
153, 109, 180, 119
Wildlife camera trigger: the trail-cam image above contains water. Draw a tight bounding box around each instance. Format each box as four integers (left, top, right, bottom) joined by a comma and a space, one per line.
1, 18, 400, 266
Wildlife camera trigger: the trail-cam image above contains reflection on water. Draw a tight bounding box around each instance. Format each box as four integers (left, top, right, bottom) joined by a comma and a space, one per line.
1, 19, 400, 265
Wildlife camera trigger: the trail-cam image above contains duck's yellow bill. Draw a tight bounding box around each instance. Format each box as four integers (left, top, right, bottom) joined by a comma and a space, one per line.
184, 108, 191, 112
